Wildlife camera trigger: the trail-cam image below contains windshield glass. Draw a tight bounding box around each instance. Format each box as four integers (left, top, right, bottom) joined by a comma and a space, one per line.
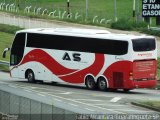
132, 38, 156, 52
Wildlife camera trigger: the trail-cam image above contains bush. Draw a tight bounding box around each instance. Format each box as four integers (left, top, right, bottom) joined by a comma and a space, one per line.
140, 28, 160, 37
111, 18, 133, 30
158, 58, 160, 69
0, 24, 23, 34
111, 18, 148, 31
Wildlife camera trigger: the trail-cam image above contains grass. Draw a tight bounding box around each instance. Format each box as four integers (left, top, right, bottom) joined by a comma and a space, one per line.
158, 58, 160, 81
0, 24, 23, 34
0, 0, 145, 27
139, 101, 160, 110
0, 64, 9, 72
2, 0, 160, 36
0, 32, 14, 61
111, 18, 148, 31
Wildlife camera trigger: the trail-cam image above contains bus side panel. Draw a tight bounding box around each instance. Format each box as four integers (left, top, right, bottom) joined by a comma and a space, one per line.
103, 61, 133, 89
12, 48, 104, 84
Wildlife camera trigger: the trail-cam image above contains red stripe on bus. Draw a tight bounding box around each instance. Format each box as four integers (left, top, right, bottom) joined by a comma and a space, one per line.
12, 49, 104, 83
59, 53, 104, 83
21, 49, 77, 75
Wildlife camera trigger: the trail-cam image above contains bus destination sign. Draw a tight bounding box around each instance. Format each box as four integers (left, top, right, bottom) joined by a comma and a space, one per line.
142, 0, 160, 17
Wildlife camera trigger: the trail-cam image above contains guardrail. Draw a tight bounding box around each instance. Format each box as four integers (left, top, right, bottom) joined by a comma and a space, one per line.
0, 60, 9, 66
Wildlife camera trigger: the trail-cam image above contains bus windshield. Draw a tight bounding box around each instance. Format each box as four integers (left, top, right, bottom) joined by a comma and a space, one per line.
132, 38, 156, 52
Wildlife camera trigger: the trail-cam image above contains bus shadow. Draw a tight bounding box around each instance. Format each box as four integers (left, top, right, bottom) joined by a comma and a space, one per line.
16, 80, 147, 95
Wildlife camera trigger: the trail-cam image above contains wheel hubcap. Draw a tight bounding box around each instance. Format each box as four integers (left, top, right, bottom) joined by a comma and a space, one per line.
87, 77, 94, 88
28, 73, 33, 81
99, 80, 106, 89
88, 79, 93, 88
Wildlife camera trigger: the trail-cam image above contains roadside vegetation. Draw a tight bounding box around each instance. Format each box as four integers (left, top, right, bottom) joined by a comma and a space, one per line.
0, 64, 9, 72
0, 0, 160, 37
0, 24, 23, 34
0, 31, 14, 61
0, 24, 22, 61
158, 58, 160, 85
110, 18, 160, 37
138, 101, 160, 111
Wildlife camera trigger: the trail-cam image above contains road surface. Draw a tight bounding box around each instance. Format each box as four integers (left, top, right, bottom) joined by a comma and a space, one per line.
0, 71, 160, 115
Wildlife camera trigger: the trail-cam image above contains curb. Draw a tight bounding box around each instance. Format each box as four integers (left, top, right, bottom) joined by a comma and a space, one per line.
0, 60, 9, 66
0, 70, 9, 73
131, 102, 160, 112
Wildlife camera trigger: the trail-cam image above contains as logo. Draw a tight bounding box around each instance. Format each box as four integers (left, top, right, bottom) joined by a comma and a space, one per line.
62, 52, 81, 62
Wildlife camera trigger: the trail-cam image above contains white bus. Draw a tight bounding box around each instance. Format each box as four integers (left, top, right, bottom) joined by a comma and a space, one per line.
3, 28, 157, 91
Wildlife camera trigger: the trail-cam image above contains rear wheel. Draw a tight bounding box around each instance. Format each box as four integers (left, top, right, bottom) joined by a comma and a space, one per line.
123, 89, 130, 92
98, 77, 107, 91
27, 70, 35, 83
85, 76, 96, 90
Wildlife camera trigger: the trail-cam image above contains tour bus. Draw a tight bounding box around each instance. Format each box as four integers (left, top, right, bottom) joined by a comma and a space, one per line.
3, 28, 157, 92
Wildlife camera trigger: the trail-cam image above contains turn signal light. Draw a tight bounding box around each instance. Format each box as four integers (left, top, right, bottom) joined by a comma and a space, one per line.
129, 72, 133, 76
129, 72, 133, 80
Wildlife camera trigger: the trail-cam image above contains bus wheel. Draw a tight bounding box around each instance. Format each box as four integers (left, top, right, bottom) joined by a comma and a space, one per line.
85, 76, 96, 90
123, 89, 130, 92
98, 77, 107, 91
27, 70, 35, 83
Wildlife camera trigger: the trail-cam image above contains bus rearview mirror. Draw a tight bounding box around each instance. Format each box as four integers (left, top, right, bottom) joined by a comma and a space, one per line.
2, 48, 10, 58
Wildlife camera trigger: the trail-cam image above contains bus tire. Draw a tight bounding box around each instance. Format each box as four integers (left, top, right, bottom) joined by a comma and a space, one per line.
85, 76, 96, 90
97, 77, 107, 91
26, 70, 35, 83
123, 89, 130, 92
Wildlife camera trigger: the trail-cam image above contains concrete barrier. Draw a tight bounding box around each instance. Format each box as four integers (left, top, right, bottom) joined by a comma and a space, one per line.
0, 90, 76, 120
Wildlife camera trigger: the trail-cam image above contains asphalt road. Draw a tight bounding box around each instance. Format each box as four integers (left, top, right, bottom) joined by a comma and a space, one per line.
0, 71, 160, 115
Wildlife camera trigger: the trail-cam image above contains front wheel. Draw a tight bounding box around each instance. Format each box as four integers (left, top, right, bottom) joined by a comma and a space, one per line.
85, 76, 96, 90
27, 70, 35, 83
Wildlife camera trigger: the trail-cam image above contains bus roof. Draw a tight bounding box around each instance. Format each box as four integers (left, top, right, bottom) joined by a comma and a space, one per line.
17, 28, 155, 41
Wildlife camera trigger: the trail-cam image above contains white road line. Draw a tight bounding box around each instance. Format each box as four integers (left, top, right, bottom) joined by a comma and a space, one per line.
47, 93, 124, 114
110, 97, 121, 103
24, 89, 32, 92
85, 108, 95, 112
58, 92, 72, 95
37, 93, 46, 97
54, 98, 62, 102
23, 85, 69, 93
8, 84, 18, 88
94, 104, 126, 106
114, 109, 154, 112
74, 99, 102, 101
69, 103, 78, 107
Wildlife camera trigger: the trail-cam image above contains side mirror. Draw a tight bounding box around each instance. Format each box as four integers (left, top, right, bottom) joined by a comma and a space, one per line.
2, 48, 10, 58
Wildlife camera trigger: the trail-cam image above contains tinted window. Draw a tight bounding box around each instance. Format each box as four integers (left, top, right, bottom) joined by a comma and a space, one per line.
27, 33, 128, 55
132, 39, 156, 52
11, 33, 26, 65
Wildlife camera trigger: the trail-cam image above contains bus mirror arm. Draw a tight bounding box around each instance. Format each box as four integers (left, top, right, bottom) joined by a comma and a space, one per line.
2, 48, 10, 58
